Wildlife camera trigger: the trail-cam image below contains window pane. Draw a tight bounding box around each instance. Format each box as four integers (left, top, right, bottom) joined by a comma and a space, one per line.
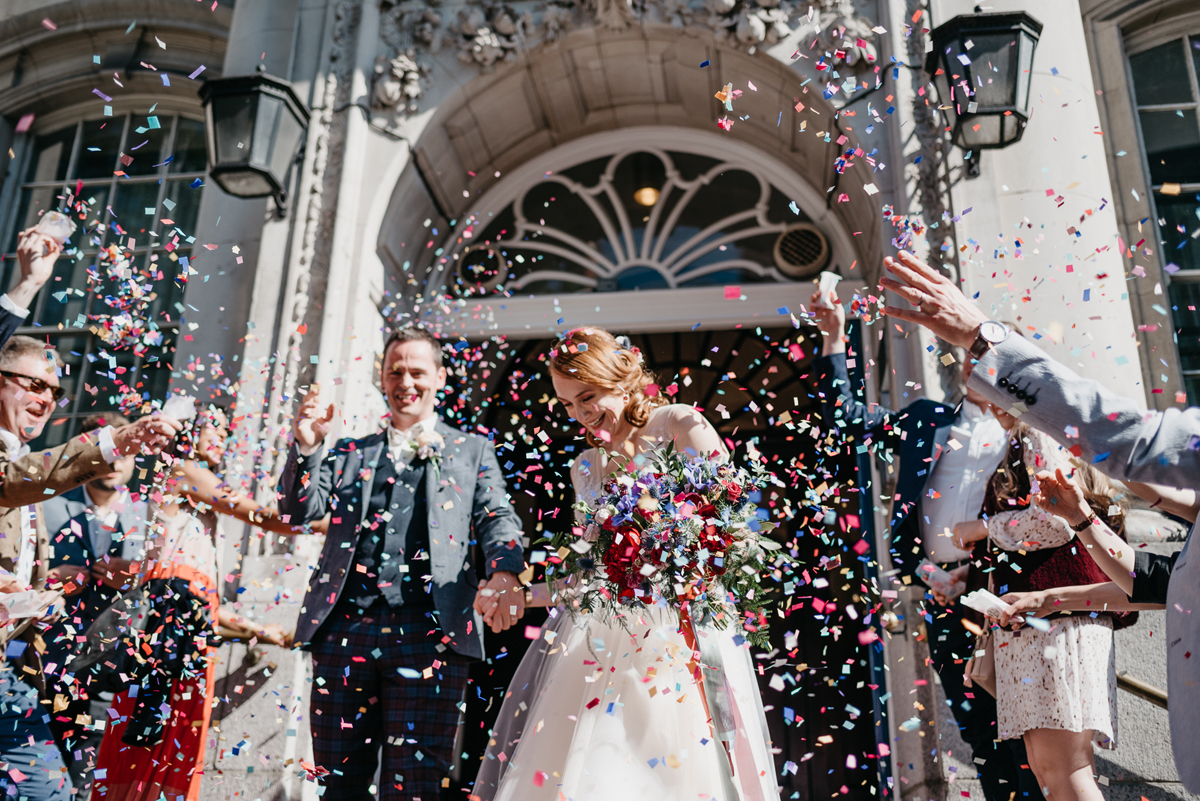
158, 179, 203, 237
76, 118, 126, 180
80, 346, 138, 414
1185, 373, 1200, 407
108, 182, 162, 239
1156, 191, 1200, 273
34, 254, 93, 328
1130, 39, 1194, 106
122, 116, 171, 177
1138, 110, 1200, 185
23, 125, 75, 184
1168, 283, 1200, 380
139, 332, 175, 402
169, 117, 208, 174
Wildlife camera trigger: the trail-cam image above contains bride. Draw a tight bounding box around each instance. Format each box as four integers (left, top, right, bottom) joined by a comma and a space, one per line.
471, 327, 780, 801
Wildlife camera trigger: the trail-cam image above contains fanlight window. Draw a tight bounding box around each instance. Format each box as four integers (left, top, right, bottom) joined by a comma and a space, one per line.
447, 149, 831, 297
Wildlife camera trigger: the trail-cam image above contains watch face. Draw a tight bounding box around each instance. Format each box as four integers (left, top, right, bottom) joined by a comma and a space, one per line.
980, 321, 1007, 344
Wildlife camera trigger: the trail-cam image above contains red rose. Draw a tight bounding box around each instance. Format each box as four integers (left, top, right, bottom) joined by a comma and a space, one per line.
722, 480, 743, 502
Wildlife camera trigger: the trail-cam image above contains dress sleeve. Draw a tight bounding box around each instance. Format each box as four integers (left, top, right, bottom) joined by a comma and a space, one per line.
987, 429, 1076, 551
987, 508, 1076, 551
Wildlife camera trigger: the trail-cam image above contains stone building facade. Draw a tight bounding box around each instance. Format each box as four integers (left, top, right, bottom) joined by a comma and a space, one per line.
0, 0, 1195, 798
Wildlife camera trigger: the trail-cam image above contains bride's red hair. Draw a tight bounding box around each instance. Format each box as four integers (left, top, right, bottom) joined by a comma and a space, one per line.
548, 328, 666, 447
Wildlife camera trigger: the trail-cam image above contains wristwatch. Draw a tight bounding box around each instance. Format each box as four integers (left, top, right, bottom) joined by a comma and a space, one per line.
1071, 515, 1098, 533
968, 320, 1009, 361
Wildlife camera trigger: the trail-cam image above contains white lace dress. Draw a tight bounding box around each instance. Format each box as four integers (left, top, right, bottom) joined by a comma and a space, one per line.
989, 429, 1118, 749
477, 405, 780, 801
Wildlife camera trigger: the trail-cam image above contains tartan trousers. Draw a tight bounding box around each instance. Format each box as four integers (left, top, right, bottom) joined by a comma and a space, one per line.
309, 600, 472, 801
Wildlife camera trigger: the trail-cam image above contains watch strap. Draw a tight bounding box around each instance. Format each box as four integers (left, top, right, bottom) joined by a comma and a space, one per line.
1070, 515, 1098, 533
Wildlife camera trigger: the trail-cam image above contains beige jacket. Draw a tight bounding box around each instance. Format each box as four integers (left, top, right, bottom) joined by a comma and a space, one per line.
0, 431, 110, 680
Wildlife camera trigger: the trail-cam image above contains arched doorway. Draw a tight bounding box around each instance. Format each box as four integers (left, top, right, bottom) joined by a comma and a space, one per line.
376, 25, 889, 799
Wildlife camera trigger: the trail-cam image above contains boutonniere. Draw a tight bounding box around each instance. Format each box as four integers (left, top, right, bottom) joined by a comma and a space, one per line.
414, 429, 445, 467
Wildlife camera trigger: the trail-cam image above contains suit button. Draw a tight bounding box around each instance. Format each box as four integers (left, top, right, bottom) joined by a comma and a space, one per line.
1026, 395, 1037, 406
1014, 388, 1027, 401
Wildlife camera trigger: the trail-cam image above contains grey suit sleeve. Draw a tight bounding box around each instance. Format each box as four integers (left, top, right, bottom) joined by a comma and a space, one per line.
278, 442, 335, 525
969, 335, 1200, 489
472, 439, 525, 576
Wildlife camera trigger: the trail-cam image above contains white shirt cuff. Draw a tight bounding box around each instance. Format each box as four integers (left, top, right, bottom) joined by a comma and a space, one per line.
0, 294, 30, 319
97, 426, 120, 463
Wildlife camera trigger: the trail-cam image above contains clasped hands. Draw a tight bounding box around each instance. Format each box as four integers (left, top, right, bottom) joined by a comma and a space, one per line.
472, 570, 526, 634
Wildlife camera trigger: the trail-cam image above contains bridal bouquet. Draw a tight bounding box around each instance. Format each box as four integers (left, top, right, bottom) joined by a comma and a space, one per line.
544, 446, 778, 648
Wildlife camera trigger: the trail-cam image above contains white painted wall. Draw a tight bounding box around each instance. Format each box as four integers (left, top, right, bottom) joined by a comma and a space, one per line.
932, 0, 1146, 406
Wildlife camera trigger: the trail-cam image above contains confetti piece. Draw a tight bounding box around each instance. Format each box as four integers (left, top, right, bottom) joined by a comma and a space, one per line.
188, 65, 207, 79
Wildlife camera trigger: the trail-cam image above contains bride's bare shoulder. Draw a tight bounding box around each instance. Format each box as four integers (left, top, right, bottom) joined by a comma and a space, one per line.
651, 403, 711, 429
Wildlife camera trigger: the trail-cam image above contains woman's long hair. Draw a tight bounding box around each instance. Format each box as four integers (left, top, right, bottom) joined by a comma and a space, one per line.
548, 327, 667, 448
984, 422, 1126, 534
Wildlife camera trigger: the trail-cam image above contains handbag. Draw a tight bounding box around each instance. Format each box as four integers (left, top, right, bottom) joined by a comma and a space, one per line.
963, 542, 997, 697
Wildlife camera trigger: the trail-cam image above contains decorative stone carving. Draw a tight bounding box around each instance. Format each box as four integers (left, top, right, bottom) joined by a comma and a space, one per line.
370, 0, 877, 81
448, 5, 530, 70
591, 0, 636, 30
541, 2, 575, 41
371, 51, 427, 114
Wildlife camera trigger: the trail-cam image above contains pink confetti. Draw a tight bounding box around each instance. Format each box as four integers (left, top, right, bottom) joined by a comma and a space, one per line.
188, 65, 207, 79
724, 285, 741, 300
41, 18, 56, 31
14, 114, 34, 134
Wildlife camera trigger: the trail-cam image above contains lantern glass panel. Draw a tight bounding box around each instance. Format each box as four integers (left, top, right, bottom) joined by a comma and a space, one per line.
1016, 31, 1036, 111
270, 109, 305, 184
959, 114, 1002, 149
964, 32, 1019, 109
250, 95, 282, 170
211, 94, 258, 166
214, 170, 275, 198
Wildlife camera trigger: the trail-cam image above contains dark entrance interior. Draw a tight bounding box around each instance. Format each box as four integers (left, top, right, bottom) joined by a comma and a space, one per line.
444, 324, 887, 800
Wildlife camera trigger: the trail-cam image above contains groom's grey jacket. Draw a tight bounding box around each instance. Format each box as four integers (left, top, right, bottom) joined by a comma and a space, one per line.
279, 420, 524, 658
968, 333, 1200, 792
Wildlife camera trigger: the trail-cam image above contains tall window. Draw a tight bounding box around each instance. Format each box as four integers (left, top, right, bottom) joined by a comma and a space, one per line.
0, 112, 206, 447
1129, 36, 1200, 400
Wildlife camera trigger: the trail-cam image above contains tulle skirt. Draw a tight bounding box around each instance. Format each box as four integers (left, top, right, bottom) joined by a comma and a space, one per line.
474, 607, 779, 801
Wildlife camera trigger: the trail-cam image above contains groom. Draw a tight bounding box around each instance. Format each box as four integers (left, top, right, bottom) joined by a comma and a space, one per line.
280, 327, 526, 800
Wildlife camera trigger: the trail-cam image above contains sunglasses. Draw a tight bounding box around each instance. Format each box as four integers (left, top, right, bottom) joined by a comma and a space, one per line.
0, 370, 66, 402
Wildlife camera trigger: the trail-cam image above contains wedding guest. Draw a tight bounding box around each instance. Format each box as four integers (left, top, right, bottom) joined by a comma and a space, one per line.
91, 404, 284, 801
952, 411, 1133, 801
877, 248, 1200, 789
808, 291, 1038, 801
0, 336, 181, 801
41, 412, 142, 795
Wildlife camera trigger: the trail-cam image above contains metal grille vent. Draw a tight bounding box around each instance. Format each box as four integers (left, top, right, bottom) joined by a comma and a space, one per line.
773, 223, 830, 278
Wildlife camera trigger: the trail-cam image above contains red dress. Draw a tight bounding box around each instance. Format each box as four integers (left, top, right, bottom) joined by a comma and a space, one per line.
92, 508, 219, 801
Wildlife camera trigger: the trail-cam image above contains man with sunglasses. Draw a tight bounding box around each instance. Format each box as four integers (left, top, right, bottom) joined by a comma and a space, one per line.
0, 336, 181, 801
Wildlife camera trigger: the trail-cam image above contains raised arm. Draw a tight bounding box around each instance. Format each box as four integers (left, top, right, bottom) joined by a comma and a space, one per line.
0, 415, 182, 507
1121, 480, 1199, 523
278, 384, 338, 525
175, 460, 321, 535
877, 249, 1200, 491
971, 335, 1200, 490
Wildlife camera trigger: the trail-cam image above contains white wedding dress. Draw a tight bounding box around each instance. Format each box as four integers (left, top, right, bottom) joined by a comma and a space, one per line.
475, 406, 780, 801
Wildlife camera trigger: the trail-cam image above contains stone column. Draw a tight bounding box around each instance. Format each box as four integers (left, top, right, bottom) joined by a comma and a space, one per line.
932, 0, 1145, 404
